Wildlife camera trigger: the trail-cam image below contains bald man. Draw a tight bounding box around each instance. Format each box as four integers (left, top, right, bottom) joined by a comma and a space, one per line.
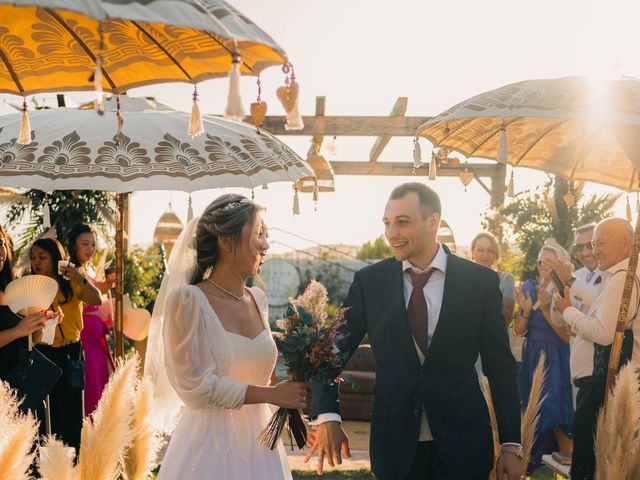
555, 218, 639, 480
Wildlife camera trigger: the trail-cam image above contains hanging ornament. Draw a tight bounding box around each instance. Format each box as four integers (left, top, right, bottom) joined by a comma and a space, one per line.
16, 98, 31, 145
459, 164, 474, 191
187, 85, 204, 138
114, 95, 124, 146
262, 184, 269, 190
498, 123, 507, 162
563, 192, 575, 208
428, 154, 437, 181
627, 195, 633, 222
224, 53, 246, 121
250, 77, 267, 132
326, 136, 337, 155
277, 63, 303, 131
412, 137, 422, 173
251, 189, 255, 200
187, 194, 194, 222
292, 185, 300, 215
94, 22, 105, 115
507, 170, 515, 198
312, 180, 319, 212
42, 197, 51, 229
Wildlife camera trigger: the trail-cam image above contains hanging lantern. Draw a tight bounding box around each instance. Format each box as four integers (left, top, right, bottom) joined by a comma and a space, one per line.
563, 192, 575, 208
295, 152, 335, 193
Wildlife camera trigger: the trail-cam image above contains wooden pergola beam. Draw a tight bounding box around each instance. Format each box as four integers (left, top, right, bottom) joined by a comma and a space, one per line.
370, 97, 408, 162
330, 161, 501, 177
256, 115, 430, 136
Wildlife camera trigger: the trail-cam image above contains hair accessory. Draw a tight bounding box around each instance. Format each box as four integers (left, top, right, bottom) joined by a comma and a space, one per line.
217, 198, 249, 213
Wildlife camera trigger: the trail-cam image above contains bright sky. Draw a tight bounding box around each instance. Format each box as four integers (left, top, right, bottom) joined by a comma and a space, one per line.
2, 0, 637, 252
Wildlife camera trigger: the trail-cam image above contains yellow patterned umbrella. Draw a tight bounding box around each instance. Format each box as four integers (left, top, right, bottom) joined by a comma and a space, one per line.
417, 76, 640, 192
0, 0, 286, 95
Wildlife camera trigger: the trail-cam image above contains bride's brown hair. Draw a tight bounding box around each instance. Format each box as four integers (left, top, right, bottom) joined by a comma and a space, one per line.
189, 194, 264, 285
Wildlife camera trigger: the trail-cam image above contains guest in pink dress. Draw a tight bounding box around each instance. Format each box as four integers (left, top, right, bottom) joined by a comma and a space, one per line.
68, 223, 115, 416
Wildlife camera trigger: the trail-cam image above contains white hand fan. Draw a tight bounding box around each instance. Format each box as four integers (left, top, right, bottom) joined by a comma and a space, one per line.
5, 275, 58, 315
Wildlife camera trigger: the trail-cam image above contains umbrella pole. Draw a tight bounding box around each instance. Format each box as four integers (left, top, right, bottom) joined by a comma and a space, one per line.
115, 193, 125, 358
603, 208, 640, 406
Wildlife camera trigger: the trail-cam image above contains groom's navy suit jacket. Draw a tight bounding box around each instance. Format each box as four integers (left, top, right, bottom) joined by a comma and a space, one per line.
310, 248, 521, 480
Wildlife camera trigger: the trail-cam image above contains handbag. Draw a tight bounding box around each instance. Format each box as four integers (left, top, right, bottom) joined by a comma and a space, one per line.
5, 347, 62, 412
58, 325, 85, 391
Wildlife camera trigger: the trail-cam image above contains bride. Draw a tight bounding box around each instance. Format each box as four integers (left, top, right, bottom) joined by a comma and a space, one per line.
145, 194, 306, 479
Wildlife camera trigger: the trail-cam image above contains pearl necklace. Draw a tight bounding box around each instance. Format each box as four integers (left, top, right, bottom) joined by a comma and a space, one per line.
206, 278, 246, 301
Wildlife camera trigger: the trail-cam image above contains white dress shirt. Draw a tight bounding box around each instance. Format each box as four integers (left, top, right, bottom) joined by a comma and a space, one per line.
312, 245, 448, 434
563, 258, 640, 380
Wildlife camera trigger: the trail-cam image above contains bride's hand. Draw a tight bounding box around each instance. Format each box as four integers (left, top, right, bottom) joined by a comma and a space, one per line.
270, 380, 307, 409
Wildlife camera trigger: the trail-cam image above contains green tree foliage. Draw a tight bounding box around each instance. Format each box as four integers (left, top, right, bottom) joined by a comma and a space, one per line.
123, 244, 167, 312
5, 190, 115, 252
356, 235, 392, 260
483, 176, 619, 280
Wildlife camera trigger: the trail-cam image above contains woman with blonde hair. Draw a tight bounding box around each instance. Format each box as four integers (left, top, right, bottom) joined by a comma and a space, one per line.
147, 194, 305, 479
514, 241, 573, 474
471, 232, 516, 324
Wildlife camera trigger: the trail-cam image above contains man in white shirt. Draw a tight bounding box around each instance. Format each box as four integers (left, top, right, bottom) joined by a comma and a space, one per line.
306, 183, 523, 480
554, 218, 639, 480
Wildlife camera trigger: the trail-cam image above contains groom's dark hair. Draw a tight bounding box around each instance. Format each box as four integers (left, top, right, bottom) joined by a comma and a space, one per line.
389, 183, 441, 216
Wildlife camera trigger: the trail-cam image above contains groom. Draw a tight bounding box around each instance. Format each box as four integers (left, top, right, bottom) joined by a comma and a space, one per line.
306, 183, 523, 479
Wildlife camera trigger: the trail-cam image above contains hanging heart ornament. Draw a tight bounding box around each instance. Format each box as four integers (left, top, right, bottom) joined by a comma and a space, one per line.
250, 101, 268, 127
276, 81, 299, 113
459, 169, 474, 187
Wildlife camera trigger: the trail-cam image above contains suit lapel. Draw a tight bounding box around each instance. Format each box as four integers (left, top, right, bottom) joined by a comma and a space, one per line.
386, 260, 422, 368
424, 251, 461, 367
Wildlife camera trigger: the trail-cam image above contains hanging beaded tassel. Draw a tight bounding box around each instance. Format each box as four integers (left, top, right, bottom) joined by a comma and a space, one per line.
42, 197, 51, 229
224, 54, 246, 121
293, 185, 300, 215
94, 23, 105, 115
498, 123, 507, 162
312, 180, 319, 212
16, 98, 31, 145
114, 95, 124, 146
428, 154, 437, 181
627, 195, 633, 222
187, 194, 194, 222
412, 137, 422, 174
507, 170, 515, 197
250, 78, 267, 132
188, 85, 204, 138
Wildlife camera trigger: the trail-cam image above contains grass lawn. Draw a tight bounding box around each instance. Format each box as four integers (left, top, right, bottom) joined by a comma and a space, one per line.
291, 466, 557, 479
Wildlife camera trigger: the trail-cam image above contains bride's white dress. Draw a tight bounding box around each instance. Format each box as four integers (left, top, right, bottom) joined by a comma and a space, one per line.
158, 285, 292, 480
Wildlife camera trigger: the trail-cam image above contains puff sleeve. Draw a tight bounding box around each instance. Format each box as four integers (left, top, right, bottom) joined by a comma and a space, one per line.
162, 286, 248, 410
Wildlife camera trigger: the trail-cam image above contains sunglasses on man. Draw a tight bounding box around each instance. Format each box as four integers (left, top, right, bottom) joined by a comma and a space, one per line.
574, 242, 593, 253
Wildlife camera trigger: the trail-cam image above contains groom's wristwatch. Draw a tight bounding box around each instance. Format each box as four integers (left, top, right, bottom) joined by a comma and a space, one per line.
501, 443, 524, 459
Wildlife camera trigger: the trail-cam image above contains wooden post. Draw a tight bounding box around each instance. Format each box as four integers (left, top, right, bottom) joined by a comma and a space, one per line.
115, 193, 125, 358
604, 209, 640, 404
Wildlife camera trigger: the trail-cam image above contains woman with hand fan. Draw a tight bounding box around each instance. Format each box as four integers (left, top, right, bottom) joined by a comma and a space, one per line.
30, 237, 101, 454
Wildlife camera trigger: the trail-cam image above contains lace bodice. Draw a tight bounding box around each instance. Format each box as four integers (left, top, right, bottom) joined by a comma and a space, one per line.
162, 284, 276, 411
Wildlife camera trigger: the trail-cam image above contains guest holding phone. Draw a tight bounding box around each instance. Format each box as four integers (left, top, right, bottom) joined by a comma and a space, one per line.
514, 242, 573, 474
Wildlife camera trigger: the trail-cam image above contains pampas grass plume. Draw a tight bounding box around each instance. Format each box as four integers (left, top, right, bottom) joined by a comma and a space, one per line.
122, 377, 163, 480
481, 376, 501, 480
77, 355, 138, 480
0, 381, 38, 480
38, 436, 77, 480
521, 352, 547, 470
594, 364, 640, 479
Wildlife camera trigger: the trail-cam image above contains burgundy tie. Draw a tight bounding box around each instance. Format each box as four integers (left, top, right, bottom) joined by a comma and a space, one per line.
407, 268, 436, 357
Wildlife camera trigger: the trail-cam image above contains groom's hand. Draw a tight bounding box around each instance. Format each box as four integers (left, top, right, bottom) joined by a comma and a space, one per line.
304, 421, 350, 475
496, 452, 524, 480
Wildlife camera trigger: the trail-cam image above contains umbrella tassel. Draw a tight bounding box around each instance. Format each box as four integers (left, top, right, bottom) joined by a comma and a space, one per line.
94, 56, 105, 115
224, 55, 246, 122
507, 170, 515, 197
187, 194, 194, 222
626, 195, 633, 222
293, 186, 300, 215
428, 156, 437, 181
43, 199, 51, 229
188, 86, 204, 138
413, 137, 422, 173
498, 125, 507, 162
114, 95, 124, 146
16, 98, 31, 145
